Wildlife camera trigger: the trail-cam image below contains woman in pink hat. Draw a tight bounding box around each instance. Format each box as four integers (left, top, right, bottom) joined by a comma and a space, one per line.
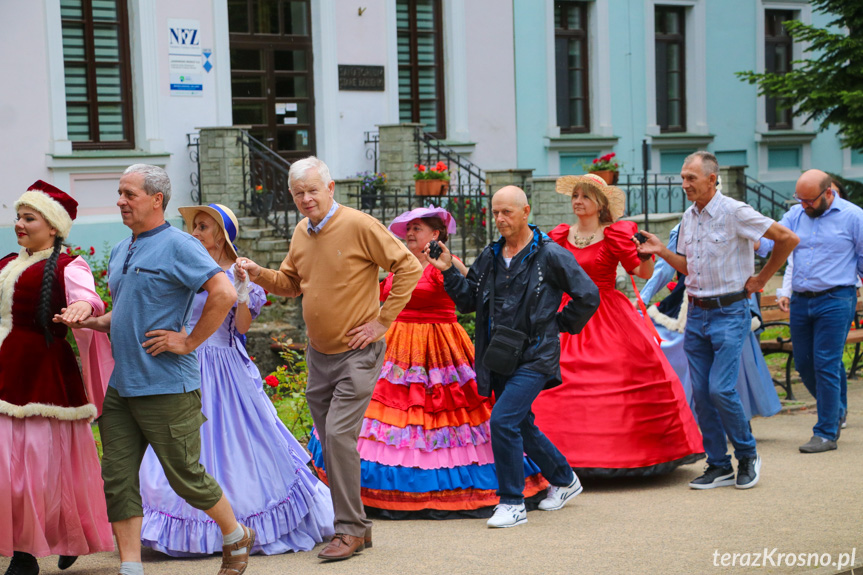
0, 181, 114, 575
307, 206, 548, 516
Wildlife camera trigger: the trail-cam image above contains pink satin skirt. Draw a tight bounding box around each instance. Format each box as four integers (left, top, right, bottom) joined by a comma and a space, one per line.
0, 414, 114, 557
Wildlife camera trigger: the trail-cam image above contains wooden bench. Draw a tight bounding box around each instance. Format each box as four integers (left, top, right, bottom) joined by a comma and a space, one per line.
758, 293, 863, 400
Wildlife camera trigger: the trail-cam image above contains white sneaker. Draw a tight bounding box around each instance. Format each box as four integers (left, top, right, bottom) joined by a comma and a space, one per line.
539, 473, 583, 511
486, 503, 527, 528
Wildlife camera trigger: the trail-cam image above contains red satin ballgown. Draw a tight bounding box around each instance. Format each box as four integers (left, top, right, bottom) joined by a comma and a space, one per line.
532, 220, 704, 477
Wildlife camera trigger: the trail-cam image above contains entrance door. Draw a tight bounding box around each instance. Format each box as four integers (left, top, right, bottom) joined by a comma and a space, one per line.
228, 0, 314, 163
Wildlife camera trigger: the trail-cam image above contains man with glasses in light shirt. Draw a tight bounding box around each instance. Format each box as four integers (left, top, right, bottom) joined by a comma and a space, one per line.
636, 151, 798, 490
759, 169, 863, 453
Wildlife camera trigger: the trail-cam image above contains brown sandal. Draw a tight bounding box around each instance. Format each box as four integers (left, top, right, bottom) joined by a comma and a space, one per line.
218, 524, 256, 575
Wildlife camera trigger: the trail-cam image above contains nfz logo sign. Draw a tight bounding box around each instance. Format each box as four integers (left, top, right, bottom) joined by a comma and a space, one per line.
170, 27, 199, 47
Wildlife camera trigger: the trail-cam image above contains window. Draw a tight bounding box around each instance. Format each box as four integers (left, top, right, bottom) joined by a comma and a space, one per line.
765, 10, 795, 130
655, 6, 686, 133
554, 2, 590, 133
228, 0, 315, 162
397, 0, 445, 138
61, 0, 134, 149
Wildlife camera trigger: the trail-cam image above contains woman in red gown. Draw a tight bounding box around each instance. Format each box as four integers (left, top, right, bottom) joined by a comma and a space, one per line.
532, 174, 704, 477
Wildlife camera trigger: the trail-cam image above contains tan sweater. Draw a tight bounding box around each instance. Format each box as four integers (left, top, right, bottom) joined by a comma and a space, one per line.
256, 206, 422, 354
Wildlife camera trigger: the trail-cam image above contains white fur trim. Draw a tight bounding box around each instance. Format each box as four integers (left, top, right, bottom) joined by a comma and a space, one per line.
646, 291, 688, 334
0, 399, 97, 421
0, 248, 54, 349
15, 191, 73, 238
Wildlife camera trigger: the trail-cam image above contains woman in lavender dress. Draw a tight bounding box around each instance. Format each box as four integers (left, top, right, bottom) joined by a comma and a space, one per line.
138, 204, 334, 556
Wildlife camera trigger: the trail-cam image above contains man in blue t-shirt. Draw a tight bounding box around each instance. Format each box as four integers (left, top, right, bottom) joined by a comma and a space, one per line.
59, 165, 254, 575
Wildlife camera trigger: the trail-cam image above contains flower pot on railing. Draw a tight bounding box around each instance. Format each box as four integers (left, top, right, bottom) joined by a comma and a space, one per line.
590, 170, 619, 185
415, 179, 449, 197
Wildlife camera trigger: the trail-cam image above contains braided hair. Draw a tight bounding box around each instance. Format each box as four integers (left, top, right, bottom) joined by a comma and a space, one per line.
35, 235, 64, 346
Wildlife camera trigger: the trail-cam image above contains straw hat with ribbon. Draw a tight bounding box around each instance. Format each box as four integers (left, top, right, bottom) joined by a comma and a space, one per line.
555, 173, 626, 222
177, 203, 240, 261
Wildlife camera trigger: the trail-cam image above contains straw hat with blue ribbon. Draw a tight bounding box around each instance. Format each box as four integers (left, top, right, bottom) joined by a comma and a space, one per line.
178, 203, 240, 261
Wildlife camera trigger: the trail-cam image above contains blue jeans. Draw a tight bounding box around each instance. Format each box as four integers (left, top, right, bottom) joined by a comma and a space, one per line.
490, 367, 574, 505
684, 298, 757, 468
790, 286, 856, 441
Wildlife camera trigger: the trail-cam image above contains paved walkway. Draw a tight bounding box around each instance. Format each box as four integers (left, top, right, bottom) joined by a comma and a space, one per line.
4, 382, 862, 575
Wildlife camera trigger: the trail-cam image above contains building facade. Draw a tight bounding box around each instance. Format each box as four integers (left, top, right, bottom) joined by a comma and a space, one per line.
0, 0, 859, 255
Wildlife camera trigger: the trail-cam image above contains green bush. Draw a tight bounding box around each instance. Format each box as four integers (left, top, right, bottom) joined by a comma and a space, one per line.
264, 337, 314, 443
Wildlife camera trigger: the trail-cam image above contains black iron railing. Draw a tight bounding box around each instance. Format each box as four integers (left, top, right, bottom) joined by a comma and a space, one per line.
620, 173, 688, 216
345, 182, 492, 261
187, 132, 202, 205
238, 131, 301, 237
415, 127, 486, 193
743, 174, 793, 220
364, 131, 380, 173
621, 173, 792, 220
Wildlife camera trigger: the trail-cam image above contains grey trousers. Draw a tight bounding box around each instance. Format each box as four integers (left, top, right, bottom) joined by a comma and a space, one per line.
306, 340, 386, 537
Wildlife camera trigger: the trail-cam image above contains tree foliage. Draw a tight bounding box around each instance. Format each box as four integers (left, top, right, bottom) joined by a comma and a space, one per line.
737, 1, 863, 150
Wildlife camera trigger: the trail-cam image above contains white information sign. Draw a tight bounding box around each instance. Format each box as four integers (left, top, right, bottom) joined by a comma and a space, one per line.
169, 19, 203, 96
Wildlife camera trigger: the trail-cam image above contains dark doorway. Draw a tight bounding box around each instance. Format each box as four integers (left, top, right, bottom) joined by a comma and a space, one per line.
228, 0, 314, 163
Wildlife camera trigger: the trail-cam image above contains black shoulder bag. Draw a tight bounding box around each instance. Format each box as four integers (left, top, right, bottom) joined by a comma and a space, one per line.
481, 252, 530, 376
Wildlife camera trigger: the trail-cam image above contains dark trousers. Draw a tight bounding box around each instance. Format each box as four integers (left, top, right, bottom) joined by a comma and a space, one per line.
490, 367, 574, 505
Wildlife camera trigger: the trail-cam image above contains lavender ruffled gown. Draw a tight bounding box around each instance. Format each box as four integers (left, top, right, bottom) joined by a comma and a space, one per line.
139, 267, 334, 556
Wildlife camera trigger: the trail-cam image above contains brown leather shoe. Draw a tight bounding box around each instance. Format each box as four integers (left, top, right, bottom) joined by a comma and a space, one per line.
219, 524, 256, 575
317, 533, 366, 561
364, 526, 373, 548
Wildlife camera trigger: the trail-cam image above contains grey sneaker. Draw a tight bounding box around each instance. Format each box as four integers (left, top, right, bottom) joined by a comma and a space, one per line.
487, 503, 527, 528
539, 473, 583, 511
840, 413, 847, 429
799, 435, 837, 453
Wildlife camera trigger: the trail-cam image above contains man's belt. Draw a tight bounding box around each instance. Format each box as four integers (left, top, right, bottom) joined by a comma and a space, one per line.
793, 285, 853, 298
687, 291, 747, 310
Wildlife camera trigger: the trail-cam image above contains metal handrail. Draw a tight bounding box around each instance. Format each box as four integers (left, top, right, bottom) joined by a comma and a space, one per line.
743, 174, 793, 220
237, 131, 301, 238
415, 127, 486, 190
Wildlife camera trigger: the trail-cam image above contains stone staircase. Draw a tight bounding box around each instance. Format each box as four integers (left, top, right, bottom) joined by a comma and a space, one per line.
235, 214, 298, 269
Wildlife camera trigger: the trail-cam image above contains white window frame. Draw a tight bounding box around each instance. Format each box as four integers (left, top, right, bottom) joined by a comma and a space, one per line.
755, 1, 814, 180
644, 0, 707, 137
546, 0, 612, 139
45, 0, 165, 156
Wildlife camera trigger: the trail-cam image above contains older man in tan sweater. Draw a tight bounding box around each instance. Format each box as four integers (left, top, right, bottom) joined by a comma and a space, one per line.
238, 156, 421, 561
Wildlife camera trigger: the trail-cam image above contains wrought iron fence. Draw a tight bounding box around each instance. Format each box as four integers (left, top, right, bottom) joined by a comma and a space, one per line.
187, 132, 202, 205
238, 131, 302, 237
364, 131, 379, 173
620, 173, 791, 220
415, 127, 486, 195
743, 174, 793, 220
344, 182, 492, 261
620, 173, 687, 216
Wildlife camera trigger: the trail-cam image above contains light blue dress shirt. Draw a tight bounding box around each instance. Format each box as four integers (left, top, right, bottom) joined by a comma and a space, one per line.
760, 197, 863, 293
307, 201, 339, 234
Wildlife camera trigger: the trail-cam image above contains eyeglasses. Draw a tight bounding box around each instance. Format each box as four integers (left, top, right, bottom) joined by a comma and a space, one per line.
793, 187, 829, 207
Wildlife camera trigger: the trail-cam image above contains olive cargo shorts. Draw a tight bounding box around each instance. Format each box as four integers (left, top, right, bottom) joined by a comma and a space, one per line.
98, 386, 223, 522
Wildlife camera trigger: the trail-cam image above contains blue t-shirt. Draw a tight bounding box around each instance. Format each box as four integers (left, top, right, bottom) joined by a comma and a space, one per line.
107, 222, 222, 397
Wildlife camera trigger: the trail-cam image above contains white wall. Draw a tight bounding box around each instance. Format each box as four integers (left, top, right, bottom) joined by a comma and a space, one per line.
464, 0, 517, 169
332, 0, 392, 179
0, 0, 54, 223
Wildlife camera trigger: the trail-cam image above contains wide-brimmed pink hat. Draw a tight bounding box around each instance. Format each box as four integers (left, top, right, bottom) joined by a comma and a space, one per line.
388, 206, 457, 239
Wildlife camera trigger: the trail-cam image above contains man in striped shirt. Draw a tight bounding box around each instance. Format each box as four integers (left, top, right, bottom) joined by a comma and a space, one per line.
636, 151, 797, 491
